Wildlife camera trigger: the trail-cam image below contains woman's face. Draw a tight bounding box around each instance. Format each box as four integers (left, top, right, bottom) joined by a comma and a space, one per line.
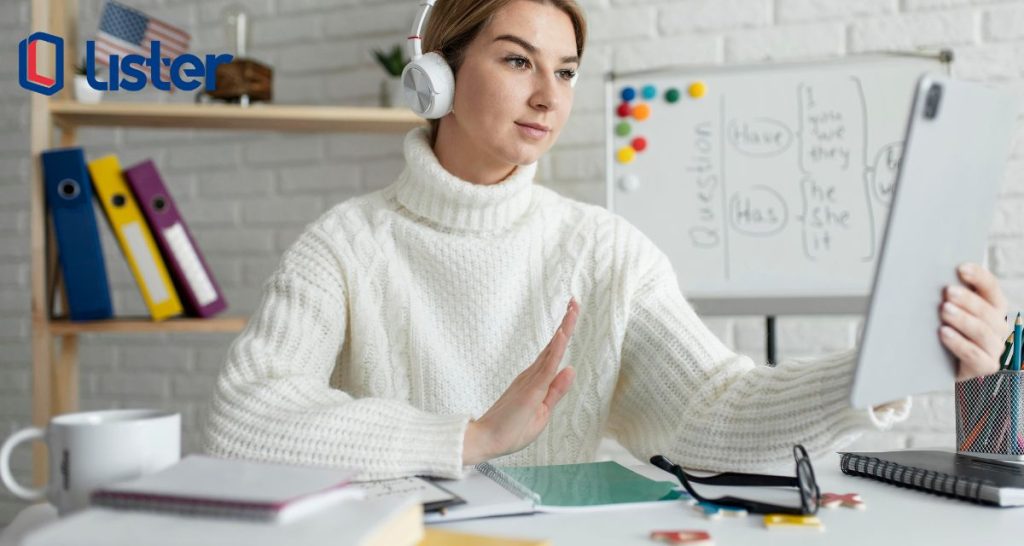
438, 0, 579, 175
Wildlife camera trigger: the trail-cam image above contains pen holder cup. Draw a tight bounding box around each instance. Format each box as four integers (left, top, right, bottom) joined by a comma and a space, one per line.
955, 370, 1024, 458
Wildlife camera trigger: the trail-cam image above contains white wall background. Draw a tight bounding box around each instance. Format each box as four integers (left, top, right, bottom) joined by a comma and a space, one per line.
3, 0, 1024, 527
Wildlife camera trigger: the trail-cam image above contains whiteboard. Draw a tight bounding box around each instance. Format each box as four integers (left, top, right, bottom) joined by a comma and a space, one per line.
605, 54, 951, 315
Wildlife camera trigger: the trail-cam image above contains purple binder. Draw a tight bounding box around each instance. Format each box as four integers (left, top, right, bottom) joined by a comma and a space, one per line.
123, 160, 227, 318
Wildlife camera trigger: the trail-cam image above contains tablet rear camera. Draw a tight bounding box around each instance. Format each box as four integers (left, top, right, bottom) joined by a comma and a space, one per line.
923, 83, 942, 120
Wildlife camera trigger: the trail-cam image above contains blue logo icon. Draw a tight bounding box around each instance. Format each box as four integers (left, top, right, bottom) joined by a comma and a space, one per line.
19, 32, 64, 96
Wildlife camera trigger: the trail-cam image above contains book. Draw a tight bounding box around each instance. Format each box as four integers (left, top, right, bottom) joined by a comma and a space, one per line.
25, 496, 423, 546
424, 461, 685, 522
87, 155, 183, 321
90, 455, 363, 523
839, 450, 1024, 506
419, 528, 550, 546
497, 460, 686, 512
41, 147, 113, 321
122, 159, 227, 318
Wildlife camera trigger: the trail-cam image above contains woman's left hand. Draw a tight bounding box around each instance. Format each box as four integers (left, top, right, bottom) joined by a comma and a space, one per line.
940, 262, 1010, 381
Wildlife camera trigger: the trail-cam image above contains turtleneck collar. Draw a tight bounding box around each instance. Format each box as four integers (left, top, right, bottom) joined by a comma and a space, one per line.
394, 127, 537, 232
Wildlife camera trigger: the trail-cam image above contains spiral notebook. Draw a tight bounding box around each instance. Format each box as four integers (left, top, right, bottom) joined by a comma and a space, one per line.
839, 450, 1024, 507
424, 461, 685, 522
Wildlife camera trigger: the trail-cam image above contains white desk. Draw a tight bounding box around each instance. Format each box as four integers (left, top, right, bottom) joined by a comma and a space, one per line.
4, 451, 1023, 546
437, 451, 1024, 545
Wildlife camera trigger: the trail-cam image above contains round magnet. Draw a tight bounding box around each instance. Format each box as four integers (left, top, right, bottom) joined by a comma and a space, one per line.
618, 173, 640, 192
632, 103, 651, 121
616, 146, 636, 164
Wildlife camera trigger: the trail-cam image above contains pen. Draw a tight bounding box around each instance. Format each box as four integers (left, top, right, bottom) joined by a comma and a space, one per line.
1014, 313, 1022, 372
1011, 313, 1022, 451
1000, 332, 1014, 370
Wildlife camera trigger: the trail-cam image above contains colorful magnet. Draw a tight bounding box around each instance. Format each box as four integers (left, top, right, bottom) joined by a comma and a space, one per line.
763, 514, 825, 531
650, 529, 713, 545
665, 88, 681, 103
632, 103, 651, 121
616, 146, 636, 164
631, 136, 647, 152
642, 84, 657, 100
688, 81, 706, 98
615, 121, 632, 137
617, 103, 632, 118
821, 492, 865, 510
693, 502, 747, 520
621, 87, 637, 102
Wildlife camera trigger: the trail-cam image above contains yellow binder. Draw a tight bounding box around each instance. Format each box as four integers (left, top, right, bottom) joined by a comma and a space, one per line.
87, 155, 183, 321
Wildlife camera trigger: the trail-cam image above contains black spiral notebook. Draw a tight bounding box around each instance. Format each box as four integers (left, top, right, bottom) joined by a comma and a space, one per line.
839, 450, 1024, 507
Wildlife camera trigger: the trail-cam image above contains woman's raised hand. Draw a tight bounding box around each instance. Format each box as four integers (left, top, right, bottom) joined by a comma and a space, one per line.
462, 298, 579, 465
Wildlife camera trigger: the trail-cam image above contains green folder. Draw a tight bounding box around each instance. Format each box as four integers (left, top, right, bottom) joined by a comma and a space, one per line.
492, 461, 685, 509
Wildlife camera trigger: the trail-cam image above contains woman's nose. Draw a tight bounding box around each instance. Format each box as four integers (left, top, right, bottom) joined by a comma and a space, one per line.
530, 74, 561, 111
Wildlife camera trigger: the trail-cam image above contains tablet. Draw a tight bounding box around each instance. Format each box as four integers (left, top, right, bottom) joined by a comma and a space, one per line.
850, 75, 1020, 409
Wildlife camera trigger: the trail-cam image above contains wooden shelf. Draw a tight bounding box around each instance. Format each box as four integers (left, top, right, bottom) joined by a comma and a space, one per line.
49, 101, 428, 133
48, 316, 248, 335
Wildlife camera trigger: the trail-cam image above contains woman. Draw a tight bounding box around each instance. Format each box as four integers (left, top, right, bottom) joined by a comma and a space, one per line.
203, 0, 1010, 479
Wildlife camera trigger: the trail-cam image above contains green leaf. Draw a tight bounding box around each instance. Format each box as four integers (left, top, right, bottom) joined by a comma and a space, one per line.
370, 43, 408, 76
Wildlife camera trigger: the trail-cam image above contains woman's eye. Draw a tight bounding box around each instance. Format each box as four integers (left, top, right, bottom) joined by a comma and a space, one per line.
559, 70, 577, 81
506, 56, 529, 70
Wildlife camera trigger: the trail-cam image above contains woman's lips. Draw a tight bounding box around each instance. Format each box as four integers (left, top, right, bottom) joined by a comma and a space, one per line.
516, 122, 549, 140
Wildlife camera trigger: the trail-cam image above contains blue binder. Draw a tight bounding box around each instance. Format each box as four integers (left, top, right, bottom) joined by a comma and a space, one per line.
42, 147, 113, 321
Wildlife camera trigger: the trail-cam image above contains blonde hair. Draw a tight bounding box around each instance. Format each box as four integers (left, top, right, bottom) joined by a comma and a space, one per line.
421, 0, 587, 146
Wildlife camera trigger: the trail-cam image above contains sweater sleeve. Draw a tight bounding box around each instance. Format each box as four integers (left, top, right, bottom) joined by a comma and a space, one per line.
606, 243, 911, 473
202, 224, 470, 480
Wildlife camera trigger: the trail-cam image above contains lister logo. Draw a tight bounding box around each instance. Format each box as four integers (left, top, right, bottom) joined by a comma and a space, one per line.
18, 31, 233, 95
19, 32, 64, 96
84, 41, 233, 92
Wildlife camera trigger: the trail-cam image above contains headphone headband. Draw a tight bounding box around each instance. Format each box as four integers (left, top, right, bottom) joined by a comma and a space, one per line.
407, 0, 435, 62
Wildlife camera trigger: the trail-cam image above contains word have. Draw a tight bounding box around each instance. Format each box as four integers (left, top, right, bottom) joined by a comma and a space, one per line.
85, 41, 232, 92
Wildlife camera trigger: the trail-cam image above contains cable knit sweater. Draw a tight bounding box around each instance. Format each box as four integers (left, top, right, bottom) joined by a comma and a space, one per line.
203, 126, 911, 480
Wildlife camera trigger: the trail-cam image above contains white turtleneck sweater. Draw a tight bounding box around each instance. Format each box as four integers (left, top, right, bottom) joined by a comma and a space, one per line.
203, 127, 911, 480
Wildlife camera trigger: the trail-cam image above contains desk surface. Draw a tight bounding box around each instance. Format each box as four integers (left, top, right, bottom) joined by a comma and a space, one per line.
4, 451, 1022, 546
436, 451, 1024, 545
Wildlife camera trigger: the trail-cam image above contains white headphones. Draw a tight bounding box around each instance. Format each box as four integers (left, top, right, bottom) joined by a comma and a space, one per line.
402, 0, 578, 119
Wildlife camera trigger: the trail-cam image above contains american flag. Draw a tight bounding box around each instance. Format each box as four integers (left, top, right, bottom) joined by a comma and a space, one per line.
94, 1, 191, 81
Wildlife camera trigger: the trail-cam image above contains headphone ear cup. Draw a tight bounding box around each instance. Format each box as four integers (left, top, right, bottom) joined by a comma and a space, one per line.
401, 51, 455, 119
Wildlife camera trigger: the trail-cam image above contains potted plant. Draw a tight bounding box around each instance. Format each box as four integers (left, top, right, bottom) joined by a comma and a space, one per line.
372, 44, 409, 108
73, 57, 103, 104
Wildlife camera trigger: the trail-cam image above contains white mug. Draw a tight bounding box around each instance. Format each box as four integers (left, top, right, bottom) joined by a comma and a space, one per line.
0, 409, 181, 515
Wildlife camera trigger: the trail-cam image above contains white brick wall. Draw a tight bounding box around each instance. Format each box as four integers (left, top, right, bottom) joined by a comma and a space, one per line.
3, 0, 1024, 526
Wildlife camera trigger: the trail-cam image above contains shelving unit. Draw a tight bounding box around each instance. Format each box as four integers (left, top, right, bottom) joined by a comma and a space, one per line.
28, 0, 426, 483
50, 101, 425, 132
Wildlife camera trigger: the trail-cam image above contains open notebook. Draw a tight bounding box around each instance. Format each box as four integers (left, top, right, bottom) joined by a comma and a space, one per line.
424, 461, 686, 522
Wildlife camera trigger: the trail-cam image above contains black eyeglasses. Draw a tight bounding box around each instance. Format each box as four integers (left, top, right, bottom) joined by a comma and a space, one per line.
650, 444, 820, 516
